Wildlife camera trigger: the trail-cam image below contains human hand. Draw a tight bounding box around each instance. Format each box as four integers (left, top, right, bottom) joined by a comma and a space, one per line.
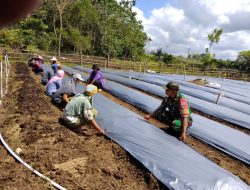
144, 115, 151, 120
179, 133, 187, 142
97, 129, 105, 136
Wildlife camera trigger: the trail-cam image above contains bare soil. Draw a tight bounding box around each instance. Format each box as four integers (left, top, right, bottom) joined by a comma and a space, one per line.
189, 78, 209, 86
0, 63, 167, 190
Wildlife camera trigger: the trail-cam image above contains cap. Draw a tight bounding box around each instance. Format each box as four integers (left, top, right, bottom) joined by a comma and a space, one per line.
51, 56, 57, 61
73, 73, 84, 81
92, 64, 100, 70
84, 84, 98, 96
164, 82, 179, 91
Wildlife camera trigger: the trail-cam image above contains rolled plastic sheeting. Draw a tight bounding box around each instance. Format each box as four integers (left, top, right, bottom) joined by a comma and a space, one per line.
106, 70, 250, 100
154, 74, 250, 103
65, 66, 250, 166
107, 69, 250, 108
70, 81, 249, 189
98, 68, 250, 104
73, 66, 250, 130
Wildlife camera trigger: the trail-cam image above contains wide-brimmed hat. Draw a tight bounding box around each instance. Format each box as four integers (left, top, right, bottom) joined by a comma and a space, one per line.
73, 73, 84, 82
92, 64, 100, 70
51, 56, 57, 61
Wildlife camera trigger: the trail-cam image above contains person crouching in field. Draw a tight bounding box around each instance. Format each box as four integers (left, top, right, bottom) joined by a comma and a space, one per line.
61, 84, 105, 135
41, 67, 54, 85
28, 55, 44, 74
51, 57, 62, 76
144, 82, 192, 142
87, 64, 105, 90
46, 70, 65, 97
51, 73, 84, 108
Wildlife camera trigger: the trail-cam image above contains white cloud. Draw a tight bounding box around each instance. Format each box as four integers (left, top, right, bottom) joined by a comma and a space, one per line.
133, 0, 250, 60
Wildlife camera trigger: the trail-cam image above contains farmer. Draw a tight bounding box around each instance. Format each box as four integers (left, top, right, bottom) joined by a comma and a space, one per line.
28, 55, 44, 74
144, 82, 192, 142
46, 69, 65, 96
62, 84, 105, 135
41, 67, 54, 85
51, 57, 60, 76
87, 64, 105, 90
51, 73, 84, 108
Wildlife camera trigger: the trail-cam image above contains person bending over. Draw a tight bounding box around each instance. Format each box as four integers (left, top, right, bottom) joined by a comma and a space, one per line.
51, 73, 84, 108
46, 70, 65, 96
62, 85, 105, 135
87, 64, 105, 90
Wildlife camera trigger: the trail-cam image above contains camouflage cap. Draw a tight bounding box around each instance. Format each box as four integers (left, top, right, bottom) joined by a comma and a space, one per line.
165, 82, 179, 91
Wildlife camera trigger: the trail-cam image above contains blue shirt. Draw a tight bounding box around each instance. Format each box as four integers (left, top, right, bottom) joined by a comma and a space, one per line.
51, 63, 58, 76
46, 79, 62, 96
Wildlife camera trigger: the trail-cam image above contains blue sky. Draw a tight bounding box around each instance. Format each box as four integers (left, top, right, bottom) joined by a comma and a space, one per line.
131, 0, 250, 60
135, 0, 168, 17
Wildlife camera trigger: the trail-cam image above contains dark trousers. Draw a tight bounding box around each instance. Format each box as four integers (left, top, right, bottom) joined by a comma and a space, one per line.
163, 127, 182, 138
93, 80, 103, 89
51, 95, 67, 108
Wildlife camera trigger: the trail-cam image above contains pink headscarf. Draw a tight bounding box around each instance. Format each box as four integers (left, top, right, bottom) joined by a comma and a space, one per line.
46, 70, 65, 87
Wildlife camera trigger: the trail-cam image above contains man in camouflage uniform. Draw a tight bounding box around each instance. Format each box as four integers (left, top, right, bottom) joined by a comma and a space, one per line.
145, 82, 192, 142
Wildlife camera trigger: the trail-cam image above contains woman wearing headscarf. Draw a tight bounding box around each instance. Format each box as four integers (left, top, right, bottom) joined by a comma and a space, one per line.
51, 73, 84, 108
87, 64, 105, 89
46, 70, 65, 96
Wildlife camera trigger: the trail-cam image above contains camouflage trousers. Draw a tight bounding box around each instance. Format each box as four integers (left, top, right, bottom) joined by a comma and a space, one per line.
153, 110, 192, 133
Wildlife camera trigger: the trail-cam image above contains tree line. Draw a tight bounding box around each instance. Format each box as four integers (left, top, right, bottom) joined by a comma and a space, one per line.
151, 29, 250, 73
0, 0, 148, 61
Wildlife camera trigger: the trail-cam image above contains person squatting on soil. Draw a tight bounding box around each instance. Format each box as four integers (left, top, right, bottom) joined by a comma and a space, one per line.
144, 82, 192, 142
87, 64, 105, 90
51, 73, 84, 108
46, 70, 65, 96
28, 55, 44, 74
41, 67, 54, 85
62, 84, 105, 135
41, 58, 62, 85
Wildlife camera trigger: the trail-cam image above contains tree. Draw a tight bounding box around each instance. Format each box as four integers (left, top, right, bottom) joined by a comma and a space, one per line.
155, 48, 162, 61
93, 0, 147, 60
0, 29, 22, 49
163, 53, 174, 64
237, 51, 250, 73
55, 0, 74, 58
202, 28, 223, 69
208, 28, 223, 49
0, 0, 147, 59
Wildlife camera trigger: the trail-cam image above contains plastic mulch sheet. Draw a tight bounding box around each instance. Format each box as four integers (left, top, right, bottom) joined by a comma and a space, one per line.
73, 66, 250, 129
59, 71, 249, 189
63, 65, 250, 165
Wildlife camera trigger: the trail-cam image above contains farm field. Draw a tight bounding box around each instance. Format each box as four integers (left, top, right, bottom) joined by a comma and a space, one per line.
0, 62, 249, 189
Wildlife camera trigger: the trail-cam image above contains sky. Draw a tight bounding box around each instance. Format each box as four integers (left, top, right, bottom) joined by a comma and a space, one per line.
129, 0, 250, 60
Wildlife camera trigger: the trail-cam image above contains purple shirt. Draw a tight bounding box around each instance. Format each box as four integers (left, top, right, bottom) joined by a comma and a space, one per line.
88, 70, 105, 85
